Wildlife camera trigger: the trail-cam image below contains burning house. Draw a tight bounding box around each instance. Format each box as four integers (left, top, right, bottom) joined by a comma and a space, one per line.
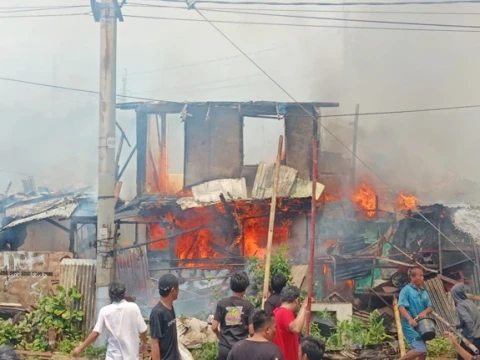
1, 99, 480, 332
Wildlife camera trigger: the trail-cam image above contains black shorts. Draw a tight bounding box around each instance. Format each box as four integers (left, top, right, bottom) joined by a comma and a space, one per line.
218, 344, 231, 360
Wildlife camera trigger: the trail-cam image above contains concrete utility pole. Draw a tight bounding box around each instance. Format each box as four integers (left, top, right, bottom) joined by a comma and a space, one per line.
90, 0, 123, 323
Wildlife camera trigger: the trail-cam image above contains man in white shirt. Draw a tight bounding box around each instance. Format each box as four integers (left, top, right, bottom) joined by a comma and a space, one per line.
72, 281, 148, 360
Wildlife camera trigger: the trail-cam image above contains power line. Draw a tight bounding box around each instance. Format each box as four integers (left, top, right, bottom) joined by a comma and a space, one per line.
200, 8, 480, 29
0, 5, 89, 14
0, 12, 89, 18
137, 73, 261, 94
127, 2, 480, 15
193, 6, 480, 268
126, 47, 280, 77
2, 75, 480, 117
124, 14, 480, 33
0, 76, 166, 102
143, 0, 480, 6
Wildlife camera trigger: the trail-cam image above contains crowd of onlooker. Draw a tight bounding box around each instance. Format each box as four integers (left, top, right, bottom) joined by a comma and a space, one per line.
211, 271, 323, 360
69, 271, 322, 360
3, 266, 480, 360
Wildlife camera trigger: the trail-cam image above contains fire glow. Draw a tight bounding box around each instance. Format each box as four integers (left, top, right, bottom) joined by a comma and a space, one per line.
149, 201, 291, 268
397, 192, 419, 210
351, 183, 377, 218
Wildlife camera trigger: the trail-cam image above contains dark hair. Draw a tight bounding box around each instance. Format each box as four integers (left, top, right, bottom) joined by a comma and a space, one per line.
0, 347, 21, 360
230, 272, 250, 293
158, 274, 179, 297
301, 336, 325, 360
281, 285, 301, 303
409, 267, 424, 278
109, 281, 126, 302
252, 309, 274, 332
271, 273, 287, 294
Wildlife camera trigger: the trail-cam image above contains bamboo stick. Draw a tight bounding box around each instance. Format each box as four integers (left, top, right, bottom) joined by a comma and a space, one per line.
261, 135, 284, 309
393, 296, 407, 357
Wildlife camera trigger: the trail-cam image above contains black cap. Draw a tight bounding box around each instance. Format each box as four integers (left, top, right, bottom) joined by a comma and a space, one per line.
158, 273, 180, 293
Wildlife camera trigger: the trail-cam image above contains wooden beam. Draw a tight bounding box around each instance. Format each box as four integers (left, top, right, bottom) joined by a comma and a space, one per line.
46, 219, 70, 233
136, 111, 148, 196
393, 297, 407, 357
117, 144, 137, 181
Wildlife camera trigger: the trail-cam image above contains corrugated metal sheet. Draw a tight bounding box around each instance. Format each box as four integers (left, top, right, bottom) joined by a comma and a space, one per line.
5, 196, 71, 218
116, 247, 152, 314
290, 178, 325, 199
424, 276, 457, 334
192, 178, 247, 203
59, 258, 96, 333
252, 162, 298, 199
4, 202, 79, 229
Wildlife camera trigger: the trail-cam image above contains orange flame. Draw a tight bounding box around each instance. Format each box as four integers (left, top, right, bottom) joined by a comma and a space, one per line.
351, 183, 377, 218
397, 192, 419, 210
150, 200, 293, 269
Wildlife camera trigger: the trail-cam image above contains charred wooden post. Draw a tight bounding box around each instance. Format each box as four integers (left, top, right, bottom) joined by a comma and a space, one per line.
219, 194, 241, 254
159, 113, 168, 193
136, 111, 148, 196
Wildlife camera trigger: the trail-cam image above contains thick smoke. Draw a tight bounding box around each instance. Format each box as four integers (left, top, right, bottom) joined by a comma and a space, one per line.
1, 1, 479, 205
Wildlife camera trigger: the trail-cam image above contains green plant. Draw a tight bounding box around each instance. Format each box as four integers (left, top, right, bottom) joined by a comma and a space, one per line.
0, 286, 84, 352
427, 337, 456, 358
0, 319, 20, 346
322, 311, 392, 350
363, 311, 394, 346
247, 244, 293, 307
82, 345, 108, 357
191, 341, 218, 360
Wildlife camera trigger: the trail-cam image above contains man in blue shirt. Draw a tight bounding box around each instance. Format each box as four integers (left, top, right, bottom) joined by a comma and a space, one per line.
398, 267, 433, 360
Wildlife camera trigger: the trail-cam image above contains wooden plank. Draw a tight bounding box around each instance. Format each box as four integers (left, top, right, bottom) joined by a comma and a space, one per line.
291, 265, 309, 289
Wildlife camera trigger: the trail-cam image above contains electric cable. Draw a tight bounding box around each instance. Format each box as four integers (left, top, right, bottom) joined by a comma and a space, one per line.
0, 12, 89, 18
124, 14, 480, 33
141, 0, 480, 6
0, 76, 167, 102
127, 1, 480, 15
0, 5, 89, 14
192, 6, 480, 268
200, 8, 480, 29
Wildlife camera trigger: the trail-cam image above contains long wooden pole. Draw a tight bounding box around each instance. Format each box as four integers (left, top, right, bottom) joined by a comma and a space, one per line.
262, 135, 284, 309
393, 296, 407, 357
305, 139, 318, 335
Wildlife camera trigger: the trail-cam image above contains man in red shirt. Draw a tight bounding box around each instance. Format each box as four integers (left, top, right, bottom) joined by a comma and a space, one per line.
273, 286, 309, 360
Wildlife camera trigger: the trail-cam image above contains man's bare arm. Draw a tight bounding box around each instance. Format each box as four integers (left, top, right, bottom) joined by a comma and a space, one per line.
399, 306, 417, 327
139, 331, 148, 354
289, 299, 308, 334
211, 320, 221, 340
72, 332, 100, 357
151, 338, 161, 360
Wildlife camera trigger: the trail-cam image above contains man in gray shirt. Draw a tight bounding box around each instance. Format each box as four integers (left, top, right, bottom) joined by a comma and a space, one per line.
451, 283, 480, 360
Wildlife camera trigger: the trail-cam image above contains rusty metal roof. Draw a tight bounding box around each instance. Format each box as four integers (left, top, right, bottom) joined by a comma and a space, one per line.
59, 258, 96, 333
117, 100, 339, 116
424, 276, 457, 333
3, 196, 83, 229
116, 247, 153, 316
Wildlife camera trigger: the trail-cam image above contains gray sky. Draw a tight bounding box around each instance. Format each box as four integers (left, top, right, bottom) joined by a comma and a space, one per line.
1, 0, 479, 201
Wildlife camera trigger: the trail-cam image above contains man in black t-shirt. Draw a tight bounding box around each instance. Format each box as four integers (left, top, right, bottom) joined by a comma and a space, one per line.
212, 272, 254, 360
227, 310, 284, 360
150, 274, 181, 360
265, 273, 287, 314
